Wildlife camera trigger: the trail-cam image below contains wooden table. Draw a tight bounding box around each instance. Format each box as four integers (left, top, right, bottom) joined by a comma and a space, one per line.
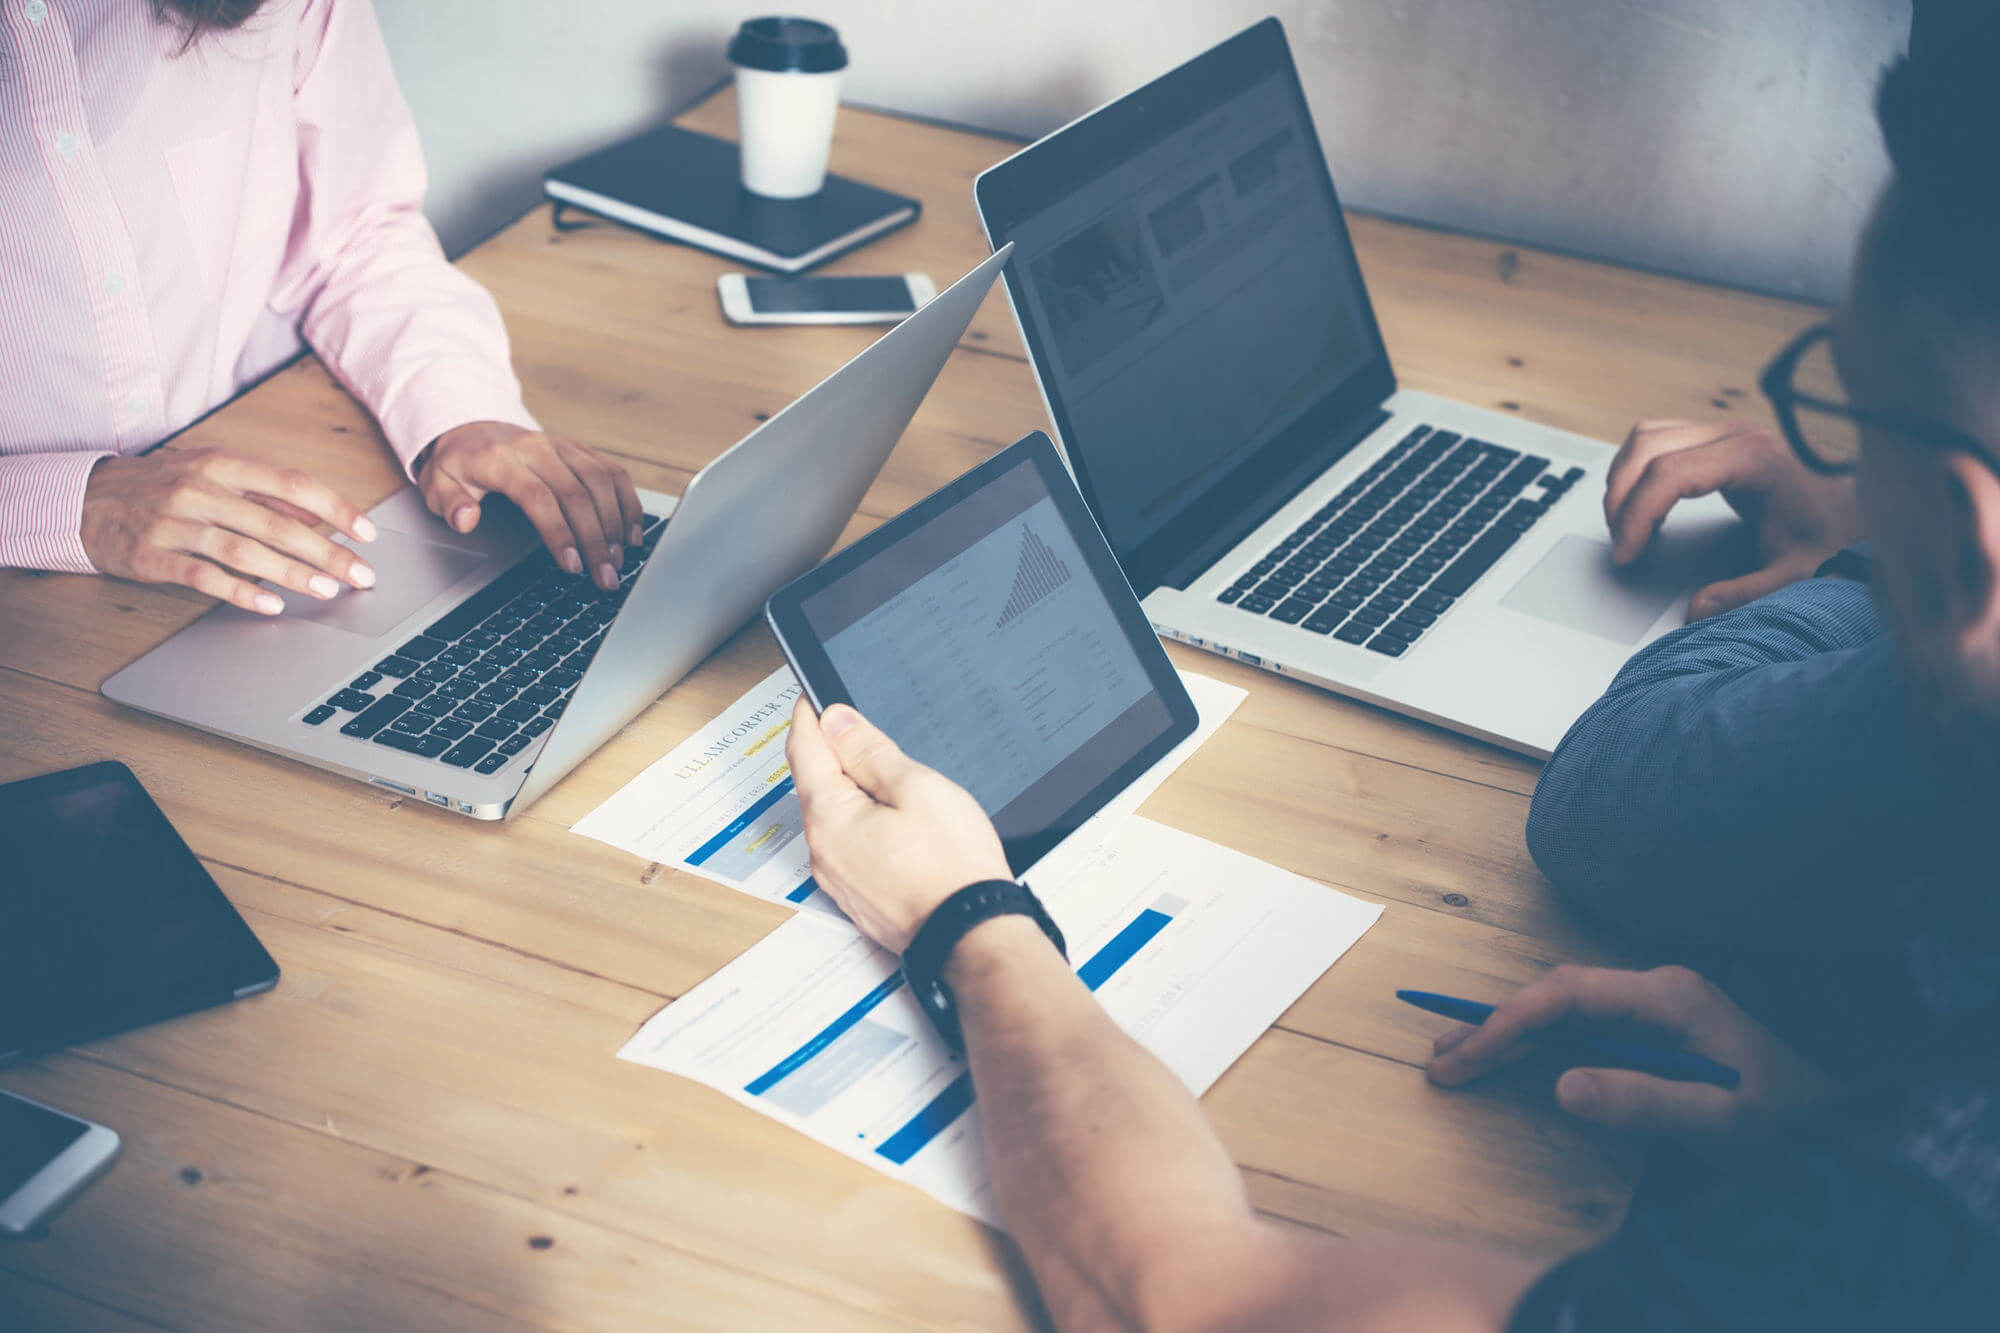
0, 90, 1821, 1331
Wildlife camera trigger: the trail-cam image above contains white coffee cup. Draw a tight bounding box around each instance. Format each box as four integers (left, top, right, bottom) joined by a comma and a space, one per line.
728, 17, 848, 199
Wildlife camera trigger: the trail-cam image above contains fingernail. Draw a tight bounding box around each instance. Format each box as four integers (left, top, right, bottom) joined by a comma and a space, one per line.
1560, 1069, 1600, 1108
1433, 1027, 1471, 1055
453, 505, 478, 533
822, 705, 860, 737
609, 544, 623, 567
354, 515, 378, 542
597, 562, 619, 588
254, 592, 284, 615
309, 574, 340, 599
350, 562, 377, 589
630, 523, 645, 546
561, 547, 583, 575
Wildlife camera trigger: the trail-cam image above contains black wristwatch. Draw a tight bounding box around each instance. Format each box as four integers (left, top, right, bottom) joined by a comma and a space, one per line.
902, 879, 1066, 1056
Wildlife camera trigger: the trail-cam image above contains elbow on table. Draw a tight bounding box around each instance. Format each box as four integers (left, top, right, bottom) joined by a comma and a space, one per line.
1523, 735, 1661, 936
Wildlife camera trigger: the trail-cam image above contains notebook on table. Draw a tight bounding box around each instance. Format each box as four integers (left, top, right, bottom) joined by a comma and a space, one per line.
544, 124, 920, 273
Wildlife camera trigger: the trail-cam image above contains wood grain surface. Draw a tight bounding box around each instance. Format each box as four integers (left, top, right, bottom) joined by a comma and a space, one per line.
0, 88, 1819, 1330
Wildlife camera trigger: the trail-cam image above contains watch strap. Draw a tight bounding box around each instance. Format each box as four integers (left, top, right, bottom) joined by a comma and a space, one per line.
902, 879, 1066, 1055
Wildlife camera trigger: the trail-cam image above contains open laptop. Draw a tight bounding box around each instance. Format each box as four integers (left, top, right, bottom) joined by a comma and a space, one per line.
974, 19, 1735, 757
103, 247, 1012, 818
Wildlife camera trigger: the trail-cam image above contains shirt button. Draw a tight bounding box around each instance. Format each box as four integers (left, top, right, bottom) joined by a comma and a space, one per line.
55, 133, 77, 161
104, 270, 125, 295
24, 0, 47, 23
126, 395, 148, 417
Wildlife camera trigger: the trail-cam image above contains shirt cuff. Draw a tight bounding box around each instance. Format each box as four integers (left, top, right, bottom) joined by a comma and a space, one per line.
0, 451, 114, 574
1814, 541, 1873, 583
370, 358, 541, 481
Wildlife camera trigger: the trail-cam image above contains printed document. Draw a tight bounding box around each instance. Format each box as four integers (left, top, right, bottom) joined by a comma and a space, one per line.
571, 665, 1246, 911
616, 816, 1381, 1224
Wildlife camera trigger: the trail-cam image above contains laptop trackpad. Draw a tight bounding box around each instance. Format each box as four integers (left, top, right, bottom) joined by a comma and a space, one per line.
1499, 535, 1686, 645
272, 529, 486, 638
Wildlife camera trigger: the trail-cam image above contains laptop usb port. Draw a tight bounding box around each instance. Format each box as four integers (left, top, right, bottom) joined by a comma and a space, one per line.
423, 791, 451, 808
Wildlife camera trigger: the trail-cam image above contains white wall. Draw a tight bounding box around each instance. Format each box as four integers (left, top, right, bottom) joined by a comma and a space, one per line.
379, 0, 1910, 302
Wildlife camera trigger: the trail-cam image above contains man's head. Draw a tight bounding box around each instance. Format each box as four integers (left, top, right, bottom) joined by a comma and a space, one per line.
1833, 13, 2000, 749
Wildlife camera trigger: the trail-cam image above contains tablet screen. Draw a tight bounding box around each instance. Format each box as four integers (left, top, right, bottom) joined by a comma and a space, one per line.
0, 762, 279, 1063
777, 434, 1195, 866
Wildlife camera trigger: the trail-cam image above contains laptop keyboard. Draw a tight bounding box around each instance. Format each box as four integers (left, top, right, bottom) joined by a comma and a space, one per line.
1217, 425, 1583, 657
299, 514, 668, 776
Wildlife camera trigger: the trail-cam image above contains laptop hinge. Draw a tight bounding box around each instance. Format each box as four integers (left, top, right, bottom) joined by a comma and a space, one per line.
1156, 406, 1392, 591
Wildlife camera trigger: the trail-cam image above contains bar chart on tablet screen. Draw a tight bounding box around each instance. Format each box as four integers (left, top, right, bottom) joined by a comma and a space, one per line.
996, 526, 1073, 629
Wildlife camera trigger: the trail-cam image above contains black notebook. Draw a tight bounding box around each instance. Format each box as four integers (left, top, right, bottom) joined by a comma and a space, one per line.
543, 124, 920, 274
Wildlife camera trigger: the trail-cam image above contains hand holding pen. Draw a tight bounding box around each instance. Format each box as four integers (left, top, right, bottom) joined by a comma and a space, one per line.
1415, 965, 1838, 1139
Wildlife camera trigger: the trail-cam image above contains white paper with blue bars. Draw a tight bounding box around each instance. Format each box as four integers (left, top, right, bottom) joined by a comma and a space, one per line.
570, 662, 1249, 913
615, 815, 1381, 1224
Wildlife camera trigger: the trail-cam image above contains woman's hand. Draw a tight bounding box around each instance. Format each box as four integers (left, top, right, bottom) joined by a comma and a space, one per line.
80, 449, 378, 615
1425, 964, 1837, 1138
785, 699, 1010, 954
417, 422, 643, 592
1604, 419, 1860, 618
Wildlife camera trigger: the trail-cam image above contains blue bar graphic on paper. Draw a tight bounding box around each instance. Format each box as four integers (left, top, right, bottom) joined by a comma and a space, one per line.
745, 971, 905, 1097
876, 1072, 975, 1164
873, 903, 1178, 1163
687, 776, 795, 867
1077, 908, 1173, 991
787, 877, 819, 904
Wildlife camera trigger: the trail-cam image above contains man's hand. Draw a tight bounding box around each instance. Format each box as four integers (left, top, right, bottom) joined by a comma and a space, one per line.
785, 699, 1010, 953
80, 450, 379, 615
417, 422, 643, 592
1605, 420, 1860, 618
1426, 964, 1836, 1139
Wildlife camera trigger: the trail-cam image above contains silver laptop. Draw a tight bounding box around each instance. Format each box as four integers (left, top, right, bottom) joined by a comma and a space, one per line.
103, 247, 1012, 817
974, 19, 1736, 758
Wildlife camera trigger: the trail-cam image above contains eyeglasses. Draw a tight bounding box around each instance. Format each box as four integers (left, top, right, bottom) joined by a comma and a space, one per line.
1759, 321, 1995, 476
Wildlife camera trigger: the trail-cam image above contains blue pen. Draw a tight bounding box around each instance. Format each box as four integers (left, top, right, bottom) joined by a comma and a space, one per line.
1397, 989, 1741, 1090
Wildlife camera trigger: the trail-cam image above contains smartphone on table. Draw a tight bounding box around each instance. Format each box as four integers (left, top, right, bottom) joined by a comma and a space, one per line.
717, 272, 936, 326
0, 1089, 119, 1235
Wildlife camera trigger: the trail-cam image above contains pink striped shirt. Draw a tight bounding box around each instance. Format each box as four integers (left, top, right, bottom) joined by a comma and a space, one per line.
0, 0, 538, 574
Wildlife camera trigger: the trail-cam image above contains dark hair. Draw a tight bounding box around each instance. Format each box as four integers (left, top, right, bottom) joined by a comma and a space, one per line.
1869, 9, 2000, 324
1879, 67, 2000, 223
152, 0, 266, 45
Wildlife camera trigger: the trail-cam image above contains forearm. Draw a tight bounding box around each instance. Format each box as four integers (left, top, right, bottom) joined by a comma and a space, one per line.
947, 919, 1537, 1331
281, 0, 537, 473
295, 227, 537, 474
949, 917, 1255, 1326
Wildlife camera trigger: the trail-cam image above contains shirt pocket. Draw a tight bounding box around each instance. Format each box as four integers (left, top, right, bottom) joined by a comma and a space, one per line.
165, 127, 250, 292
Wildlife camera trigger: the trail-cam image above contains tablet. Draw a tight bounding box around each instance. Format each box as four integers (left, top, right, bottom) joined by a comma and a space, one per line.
0, 761, 280, 1065
767, 431, 1197, 869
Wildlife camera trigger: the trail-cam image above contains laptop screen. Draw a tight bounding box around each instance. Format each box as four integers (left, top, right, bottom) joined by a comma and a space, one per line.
978, 19, 1392, 593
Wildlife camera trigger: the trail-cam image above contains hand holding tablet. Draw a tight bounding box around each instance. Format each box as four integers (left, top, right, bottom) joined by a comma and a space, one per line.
766, 432, 1197, 871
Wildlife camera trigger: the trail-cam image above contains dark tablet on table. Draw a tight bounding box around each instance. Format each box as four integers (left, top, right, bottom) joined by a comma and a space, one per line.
0, 761, 279, 1064
766, 431, 1197, 871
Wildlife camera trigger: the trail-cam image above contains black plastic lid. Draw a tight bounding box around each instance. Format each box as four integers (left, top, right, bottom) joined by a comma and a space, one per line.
728, 17, 847, 74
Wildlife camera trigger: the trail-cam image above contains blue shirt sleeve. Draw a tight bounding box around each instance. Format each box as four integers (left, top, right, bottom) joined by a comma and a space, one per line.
1508, 1126, 1997, 1333
1524, 578, 1917, 953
